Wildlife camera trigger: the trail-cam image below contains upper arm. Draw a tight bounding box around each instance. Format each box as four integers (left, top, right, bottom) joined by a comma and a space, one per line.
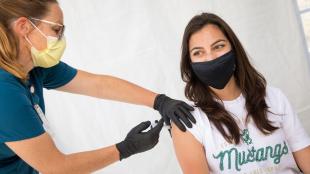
293, 145, 310, 173
5, 133, 66, 174
42, 61, 78, 90
171, 124, 210, 174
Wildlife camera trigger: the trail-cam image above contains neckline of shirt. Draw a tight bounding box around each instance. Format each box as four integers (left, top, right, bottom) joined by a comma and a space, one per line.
222, 93, 244, 105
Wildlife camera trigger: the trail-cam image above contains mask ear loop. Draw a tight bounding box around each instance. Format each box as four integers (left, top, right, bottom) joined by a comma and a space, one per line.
25, 19, 51, 51
30, 17, 65, 40
28, 19, 48, 39
24, 36, 34, 47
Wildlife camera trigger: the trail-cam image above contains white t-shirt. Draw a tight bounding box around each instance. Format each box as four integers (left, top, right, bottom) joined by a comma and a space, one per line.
188, 86, 310, 174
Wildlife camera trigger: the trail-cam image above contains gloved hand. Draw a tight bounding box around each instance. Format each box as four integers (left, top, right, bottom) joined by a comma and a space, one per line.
116, 119, 164, 160
153, 94, 196, 132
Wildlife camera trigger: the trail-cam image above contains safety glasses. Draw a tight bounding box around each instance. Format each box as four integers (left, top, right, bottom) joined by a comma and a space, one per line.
29, 17, 65, 40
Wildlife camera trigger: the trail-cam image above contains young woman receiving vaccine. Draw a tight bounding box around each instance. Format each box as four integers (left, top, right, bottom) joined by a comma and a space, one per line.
0, 0, 196, 173
172, 13, 310, 174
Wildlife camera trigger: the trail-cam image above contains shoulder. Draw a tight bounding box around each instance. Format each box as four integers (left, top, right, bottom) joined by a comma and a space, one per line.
172, 106, 207, 143
0, 68, 20, 83
187, 106, 210, 133
265, 86, 295, 126
184, 106, 211, 143
0, 71, 45, 143
0, 69, 31, 109
38, 61, 77, 89
0, 69, 25, 94
172, 106, 208, 135
265, 86, 288, 110
265, 86, 284, 100
190, 106, 210, 124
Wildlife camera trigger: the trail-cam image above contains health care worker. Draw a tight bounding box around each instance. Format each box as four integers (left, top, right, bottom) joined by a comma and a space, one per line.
0, 0, 196, 173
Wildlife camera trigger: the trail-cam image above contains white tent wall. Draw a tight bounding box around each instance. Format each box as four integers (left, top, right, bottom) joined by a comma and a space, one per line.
43, 0, 310, 173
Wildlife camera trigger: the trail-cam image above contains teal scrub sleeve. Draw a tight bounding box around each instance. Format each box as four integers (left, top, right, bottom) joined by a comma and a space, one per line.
41, 61, 78, 89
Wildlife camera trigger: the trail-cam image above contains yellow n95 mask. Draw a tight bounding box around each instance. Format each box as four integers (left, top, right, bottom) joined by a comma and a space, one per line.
25, 18, 66, 68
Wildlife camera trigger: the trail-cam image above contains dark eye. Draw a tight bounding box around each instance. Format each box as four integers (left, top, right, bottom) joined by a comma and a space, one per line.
214, 44, 225, 50
193, 51, 202, 56
54, 29, 60, 33
52, 27, 61, 34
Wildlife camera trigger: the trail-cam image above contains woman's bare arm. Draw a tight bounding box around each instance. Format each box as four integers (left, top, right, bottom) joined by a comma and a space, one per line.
293, 145, 310, 173
171, 123, 210, 174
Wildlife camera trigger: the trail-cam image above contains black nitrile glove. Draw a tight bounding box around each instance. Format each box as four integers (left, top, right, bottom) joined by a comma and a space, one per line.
116, 119, 164, 160
153, 94, 196, 132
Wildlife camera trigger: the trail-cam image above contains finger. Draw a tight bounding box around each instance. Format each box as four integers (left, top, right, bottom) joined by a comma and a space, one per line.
179, 106, 196, 124
171, 114, 186, 132
164, 119, 171, 126
175, 110, 192, 128
181, 102, 194, 111
150, 119, 164, 135
156, 118, 164, 129
162, 115, 171, 126
158, 118, 164, 124
130, 121, 151, 134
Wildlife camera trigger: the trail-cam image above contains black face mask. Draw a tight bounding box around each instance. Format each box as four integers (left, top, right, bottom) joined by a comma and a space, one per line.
191, 50, 236, 89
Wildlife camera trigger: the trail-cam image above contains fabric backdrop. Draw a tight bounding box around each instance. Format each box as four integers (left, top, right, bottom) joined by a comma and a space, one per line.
44, 0, 310, 173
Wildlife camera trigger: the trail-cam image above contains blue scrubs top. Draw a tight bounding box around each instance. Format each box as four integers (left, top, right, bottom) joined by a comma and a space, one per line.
0, 62, 77, 174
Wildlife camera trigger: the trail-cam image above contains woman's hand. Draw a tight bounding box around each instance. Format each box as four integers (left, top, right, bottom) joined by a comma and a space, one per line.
154, 94, 196, 132
116, 119, 164, 160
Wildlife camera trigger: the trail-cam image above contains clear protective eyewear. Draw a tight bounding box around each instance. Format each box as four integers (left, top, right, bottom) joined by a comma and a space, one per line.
29, 17, 65, 40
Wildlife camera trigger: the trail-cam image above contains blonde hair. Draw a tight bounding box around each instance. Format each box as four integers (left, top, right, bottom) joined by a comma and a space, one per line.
0, 0, 58, 80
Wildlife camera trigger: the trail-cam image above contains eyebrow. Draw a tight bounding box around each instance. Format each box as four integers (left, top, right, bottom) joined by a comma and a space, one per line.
190, 39, 226, 53
190, 47, 204, 53
211, 39, 226, 47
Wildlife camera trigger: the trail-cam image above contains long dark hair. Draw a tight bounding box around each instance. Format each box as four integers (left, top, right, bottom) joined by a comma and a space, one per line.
181, 13, 278, 144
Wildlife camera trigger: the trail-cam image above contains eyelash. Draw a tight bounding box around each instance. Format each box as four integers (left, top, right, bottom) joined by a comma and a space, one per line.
193, 51, 202, 56
53, 28, 61, 33
192, 44, 226, 56
214, 44, 225, 50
